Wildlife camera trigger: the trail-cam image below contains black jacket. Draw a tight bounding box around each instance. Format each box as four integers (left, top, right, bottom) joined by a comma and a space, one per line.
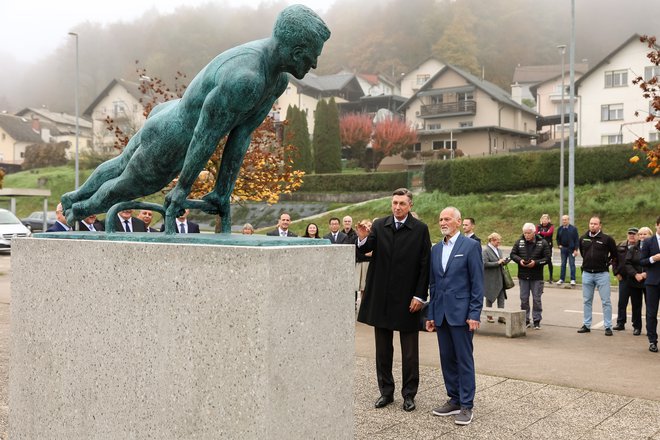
509, 235, 551, 280
579, 231, 617, 273
624, 243, 646, 289
614, 240, 635, 277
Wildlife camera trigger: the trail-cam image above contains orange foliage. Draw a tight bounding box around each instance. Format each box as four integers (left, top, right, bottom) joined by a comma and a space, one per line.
371, 117, 418, 169
631, 35, 660, 174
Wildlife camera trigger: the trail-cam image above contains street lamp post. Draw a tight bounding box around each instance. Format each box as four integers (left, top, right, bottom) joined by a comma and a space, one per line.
557, 44, 566, 221
68, 32, 80, 190
568, 0, 576, 224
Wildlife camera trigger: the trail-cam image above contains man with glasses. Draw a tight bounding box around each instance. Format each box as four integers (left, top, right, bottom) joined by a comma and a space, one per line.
510, 223, 551, 329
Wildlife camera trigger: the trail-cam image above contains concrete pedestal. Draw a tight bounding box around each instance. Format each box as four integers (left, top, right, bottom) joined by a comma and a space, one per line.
10, 238, 355, 439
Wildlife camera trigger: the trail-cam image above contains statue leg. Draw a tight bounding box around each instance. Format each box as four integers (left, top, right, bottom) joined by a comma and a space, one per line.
62, 133, 142, 213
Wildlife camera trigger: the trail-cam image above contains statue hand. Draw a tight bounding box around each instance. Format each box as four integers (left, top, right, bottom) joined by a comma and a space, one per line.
164, 186, 187, 218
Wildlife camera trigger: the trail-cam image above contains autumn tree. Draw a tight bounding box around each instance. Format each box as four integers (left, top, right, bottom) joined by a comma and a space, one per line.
283, 105, 313, 173
313, 98, 342, 174
630, 35, 660, 174
371, 117, 418, 170
22, 142, 69, 170
339, 113, 373, 169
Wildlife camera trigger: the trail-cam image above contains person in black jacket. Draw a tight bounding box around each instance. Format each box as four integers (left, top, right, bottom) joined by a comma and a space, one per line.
623, 226, 652, 336
577, 216, 618, 336
556, 215, 580, 286
510, 223, 551, 329
613, 228, 640, 331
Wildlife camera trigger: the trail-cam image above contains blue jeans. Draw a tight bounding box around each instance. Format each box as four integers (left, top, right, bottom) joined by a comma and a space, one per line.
582, 271, 612, 329
559, 247, 576, 282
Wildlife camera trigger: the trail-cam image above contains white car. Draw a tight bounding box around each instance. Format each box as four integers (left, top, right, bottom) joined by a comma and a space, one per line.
0, 209, 31, 252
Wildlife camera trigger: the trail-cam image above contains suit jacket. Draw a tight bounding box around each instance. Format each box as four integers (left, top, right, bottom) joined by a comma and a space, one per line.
266, 229, 297, 237
77, 220, 105, 231
46, 221, 69, 232
640, 235, 660, 286
114, 216, 147, 233
356, 215, 431, 332
323, 231, 347, 244
146, 226, 159, 233
466, 233, 482, 246
428, 234, 484, 326
482, 245, 504, 302
159, 221, 200, 233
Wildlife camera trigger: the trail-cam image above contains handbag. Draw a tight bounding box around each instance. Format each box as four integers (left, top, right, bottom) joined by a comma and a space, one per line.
502, 264, 515, 290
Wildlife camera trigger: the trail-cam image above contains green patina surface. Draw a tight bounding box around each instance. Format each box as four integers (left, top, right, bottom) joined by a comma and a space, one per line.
34, 232, 332, 247
59, 5, 330, 235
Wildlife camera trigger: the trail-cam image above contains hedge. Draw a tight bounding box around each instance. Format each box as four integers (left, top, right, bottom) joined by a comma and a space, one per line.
423, 144, 654, 195
299, 171, 410, 192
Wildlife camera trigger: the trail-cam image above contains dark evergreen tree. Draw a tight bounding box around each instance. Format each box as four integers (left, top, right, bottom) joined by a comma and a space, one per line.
313, 98, 342, 174
284, 105, 313, 173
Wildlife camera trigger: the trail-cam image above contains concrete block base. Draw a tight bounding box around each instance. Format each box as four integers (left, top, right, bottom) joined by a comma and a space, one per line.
10, 238, 355, 439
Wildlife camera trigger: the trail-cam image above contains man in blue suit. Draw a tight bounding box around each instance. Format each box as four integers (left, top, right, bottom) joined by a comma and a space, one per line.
640, 215, 660, 353
46, 203, 71, 232
426, 206, 484, 426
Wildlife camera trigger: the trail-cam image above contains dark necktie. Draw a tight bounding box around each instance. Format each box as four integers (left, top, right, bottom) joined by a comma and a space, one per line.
88, 223, 95, 231
180, 223, 186, 234
396, 221, 402, 230
124, 220, 131, 232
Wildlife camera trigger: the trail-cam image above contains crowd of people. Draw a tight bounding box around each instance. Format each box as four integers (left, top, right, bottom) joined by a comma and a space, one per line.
45, 189, 659, 425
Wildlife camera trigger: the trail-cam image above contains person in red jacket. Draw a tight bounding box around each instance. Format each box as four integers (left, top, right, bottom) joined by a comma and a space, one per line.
536, 214, 555, 283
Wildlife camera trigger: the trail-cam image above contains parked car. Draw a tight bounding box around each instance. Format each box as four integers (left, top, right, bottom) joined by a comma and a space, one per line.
20, 211, 57, 232
0, 209, 31, 252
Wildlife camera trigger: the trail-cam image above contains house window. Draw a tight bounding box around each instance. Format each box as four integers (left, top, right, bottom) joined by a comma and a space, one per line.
428, 123, 441, 130
20, 152, 25, 158
644, 66, 660, 81
604, 70, 628, 88
649, 132, 659, 142
416, 74, 430, 85
601, 134, 623, 144
457, 92, 474, 101
601, 104, 624, 121
433, 140, 457, 150
430, 95, 443, 104
413, 142, 421, 152
459, 121, 473, 128
650, 102, 660, 117
113, 101, 126, 117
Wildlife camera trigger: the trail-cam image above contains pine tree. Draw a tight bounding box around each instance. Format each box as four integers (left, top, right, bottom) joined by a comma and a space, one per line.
284, 105, 313, 173
313, 98, 342, 174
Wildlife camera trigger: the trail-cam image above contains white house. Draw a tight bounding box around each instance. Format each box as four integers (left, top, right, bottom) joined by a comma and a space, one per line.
575, 34, 660, 146
15, 107, 93, 158
399, 57, 445, 98
83, 79, 146, 153
0, 113, 45, 164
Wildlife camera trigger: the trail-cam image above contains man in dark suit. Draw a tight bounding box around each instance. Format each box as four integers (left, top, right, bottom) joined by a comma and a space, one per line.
426, 206, 484, 426
356, 188, 430, 413
323, 217, 347, 244
462, 217, 481, 245
137, 209, 159, 233
159, 209, 200, 233
46, 203, 71, 232
266, 213, 297, 237
114, 209, 147, 232
78, 214, 104, 231
641, 215, 660, 353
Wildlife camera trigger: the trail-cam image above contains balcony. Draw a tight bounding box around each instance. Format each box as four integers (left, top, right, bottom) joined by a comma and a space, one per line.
419, 100, 476, 118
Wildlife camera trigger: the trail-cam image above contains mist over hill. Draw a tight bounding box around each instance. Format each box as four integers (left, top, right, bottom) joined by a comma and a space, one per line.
1, 0, 657, 115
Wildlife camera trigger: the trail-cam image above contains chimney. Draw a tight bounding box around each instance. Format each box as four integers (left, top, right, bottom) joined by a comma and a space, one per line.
31, 117, 40, 134
511, 82, 523, 104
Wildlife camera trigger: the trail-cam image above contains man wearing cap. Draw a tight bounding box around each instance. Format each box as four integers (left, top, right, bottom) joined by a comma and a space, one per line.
613, 227, 640, 331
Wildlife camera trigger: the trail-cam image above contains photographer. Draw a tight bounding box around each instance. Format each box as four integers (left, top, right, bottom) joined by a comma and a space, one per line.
510, 223, 551, 329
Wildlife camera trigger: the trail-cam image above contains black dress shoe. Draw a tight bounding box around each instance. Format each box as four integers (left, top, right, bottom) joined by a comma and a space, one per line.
403, 396, 416, 412
633, 328, 641, 336
577, 325, 591, 333
650, 343, 659, 353
375, 395, 394, 408
612, 324, 625, 331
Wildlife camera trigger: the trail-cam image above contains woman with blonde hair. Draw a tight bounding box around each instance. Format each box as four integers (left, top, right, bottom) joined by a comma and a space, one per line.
482, 232, 508, 323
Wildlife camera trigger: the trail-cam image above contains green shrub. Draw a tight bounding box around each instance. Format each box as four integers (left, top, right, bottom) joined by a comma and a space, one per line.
423, 144, 653, 194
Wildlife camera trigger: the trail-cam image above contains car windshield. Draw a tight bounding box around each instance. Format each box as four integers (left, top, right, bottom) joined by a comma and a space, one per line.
0, 211, 22, 225
27, 211, 56, 221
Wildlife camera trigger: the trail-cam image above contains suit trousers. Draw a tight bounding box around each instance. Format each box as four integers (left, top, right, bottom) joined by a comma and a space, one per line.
519, 279, 544, 324
437, 319, 476, 409
374, 327, 419, 399
646, 284, 660, 344
616, 278, 644, 329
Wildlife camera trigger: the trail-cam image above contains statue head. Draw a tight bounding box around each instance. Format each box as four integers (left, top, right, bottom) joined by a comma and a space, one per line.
273, 4, 331, 79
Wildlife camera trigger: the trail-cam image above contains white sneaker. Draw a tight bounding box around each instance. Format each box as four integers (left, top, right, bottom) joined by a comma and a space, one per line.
557, 280, 564, 285
570, 280, 576, 286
